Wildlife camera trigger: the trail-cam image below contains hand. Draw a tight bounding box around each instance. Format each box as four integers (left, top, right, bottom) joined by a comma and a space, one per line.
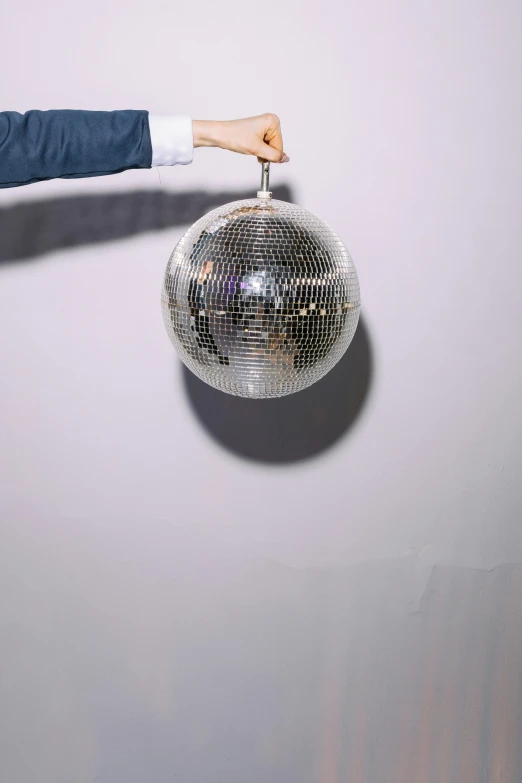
192, 114, 290, 164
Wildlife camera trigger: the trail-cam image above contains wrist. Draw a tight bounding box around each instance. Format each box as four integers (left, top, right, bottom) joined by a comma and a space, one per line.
193, 119, 223, 148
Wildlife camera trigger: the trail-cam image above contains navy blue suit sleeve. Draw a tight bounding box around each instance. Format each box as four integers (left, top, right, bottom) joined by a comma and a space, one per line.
0, 109, 153, 189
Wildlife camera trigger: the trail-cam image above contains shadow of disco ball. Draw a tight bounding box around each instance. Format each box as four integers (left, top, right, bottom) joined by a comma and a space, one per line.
162, 166, 360, 399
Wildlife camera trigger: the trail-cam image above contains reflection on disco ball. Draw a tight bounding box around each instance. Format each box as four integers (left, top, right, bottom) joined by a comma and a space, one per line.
161, 174, 360, 399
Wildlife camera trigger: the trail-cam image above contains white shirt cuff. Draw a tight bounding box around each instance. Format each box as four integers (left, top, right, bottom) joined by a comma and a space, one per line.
149, 114, 194, 166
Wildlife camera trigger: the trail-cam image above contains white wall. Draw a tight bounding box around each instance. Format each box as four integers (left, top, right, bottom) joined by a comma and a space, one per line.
1, 1, 522, 781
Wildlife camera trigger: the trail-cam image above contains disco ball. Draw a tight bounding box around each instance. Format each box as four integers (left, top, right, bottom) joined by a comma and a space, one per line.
161, 163, 360, 398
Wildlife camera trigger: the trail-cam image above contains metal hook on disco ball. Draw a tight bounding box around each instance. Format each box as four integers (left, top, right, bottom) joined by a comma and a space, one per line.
161, 160, 361, 399
257, 161, 272, 199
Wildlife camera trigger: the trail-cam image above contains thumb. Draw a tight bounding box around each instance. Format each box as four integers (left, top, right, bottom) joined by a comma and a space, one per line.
255, 140, 287, 163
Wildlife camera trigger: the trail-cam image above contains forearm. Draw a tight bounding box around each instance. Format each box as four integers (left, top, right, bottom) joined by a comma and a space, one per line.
192, 120, 225, 148
0, 109, 152, 189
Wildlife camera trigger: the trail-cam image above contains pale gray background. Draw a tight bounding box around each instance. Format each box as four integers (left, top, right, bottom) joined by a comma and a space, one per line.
1, 1, 522, 781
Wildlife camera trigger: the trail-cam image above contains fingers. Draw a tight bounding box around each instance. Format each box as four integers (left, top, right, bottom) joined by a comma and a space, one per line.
257, 153, 290, 164
265, 121, 284, 157
255, 141, 288, 164
259, 113, 289, 164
